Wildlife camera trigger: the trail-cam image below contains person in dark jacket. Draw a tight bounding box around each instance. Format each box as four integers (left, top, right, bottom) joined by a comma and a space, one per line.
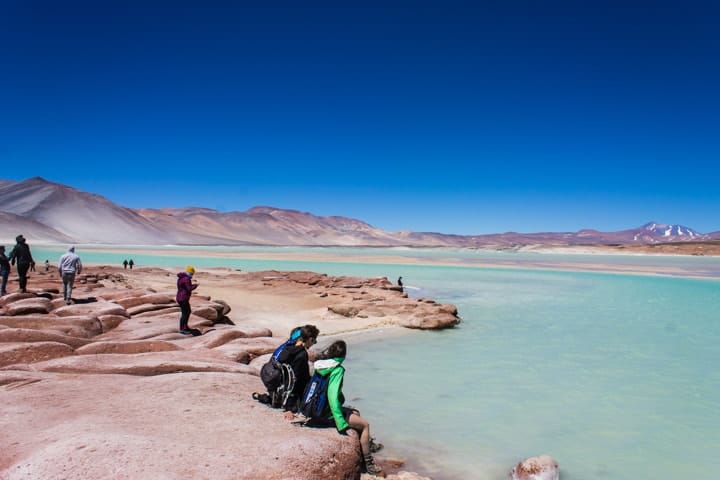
8, 235, 34, 293
0, 246, 10, 295
276, 324, 319, 411
176, 265, 198, 334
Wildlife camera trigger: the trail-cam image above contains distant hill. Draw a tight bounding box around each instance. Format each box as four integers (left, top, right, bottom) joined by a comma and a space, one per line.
0, 177, 717, 247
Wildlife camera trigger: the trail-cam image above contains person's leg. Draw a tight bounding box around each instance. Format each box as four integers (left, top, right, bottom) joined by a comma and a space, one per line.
68, 273, 75, 301
62, 273, 75, 302
179, 300, 191, 331
17, 263, 29, 291
1, 270, 8, 294
348, 412, 384, 476
62, 274, 68, 300
348, 412, 371, 454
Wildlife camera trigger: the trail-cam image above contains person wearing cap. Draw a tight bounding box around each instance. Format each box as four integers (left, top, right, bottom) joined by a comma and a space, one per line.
8, 235, 35, 293
0, 246, 10, 295
58, 246, 83, 304
176, 265, 199, 334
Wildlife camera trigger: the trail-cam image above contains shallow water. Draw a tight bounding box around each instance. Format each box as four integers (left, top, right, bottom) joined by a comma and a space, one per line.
32, 246, 720, 479
346, 268, 720, 479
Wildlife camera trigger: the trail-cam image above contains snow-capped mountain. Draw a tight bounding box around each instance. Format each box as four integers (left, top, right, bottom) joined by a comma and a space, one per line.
633, 222, 709, 243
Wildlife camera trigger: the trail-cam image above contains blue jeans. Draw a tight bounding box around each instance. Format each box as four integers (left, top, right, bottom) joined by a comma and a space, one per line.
0, 268, 8, 294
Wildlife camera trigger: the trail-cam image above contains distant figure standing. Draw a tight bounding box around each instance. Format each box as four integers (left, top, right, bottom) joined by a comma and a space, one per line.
128, 259, 134, 270
122, 259, 128, 269
44, 259, 50, 272
397, 276, 403, 287
58, 246, 83, 304
0, 246, 10, 296
8, 235, 34, 293
176, 265, 198, 335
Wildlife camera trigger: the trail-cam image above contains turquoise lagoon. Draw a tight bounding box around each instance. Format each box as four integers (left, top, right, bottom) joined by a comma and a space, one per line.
33, 246, 720, 479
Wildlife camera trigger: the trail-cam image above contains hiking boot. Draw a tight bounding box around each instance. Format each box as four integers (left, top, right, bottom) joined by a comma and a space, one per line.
179, 329, 193, 335
369, 437, 384, 453
364, 454, 386, 477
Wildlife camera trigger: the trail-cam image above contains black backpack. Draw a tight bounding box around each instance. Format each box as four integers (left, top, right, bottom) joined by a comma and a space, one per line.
260, 340, 297, 408
300, 367, 341, 419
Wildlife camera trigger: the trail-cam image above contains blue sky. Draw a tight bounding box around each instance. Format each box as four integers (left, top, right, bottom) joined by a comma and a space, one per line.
1, 1, 719, 234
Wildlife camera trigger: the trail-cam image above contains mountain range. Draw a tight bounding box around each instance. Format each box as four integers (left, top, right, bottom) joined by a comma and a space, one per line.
0, 177, 718, 247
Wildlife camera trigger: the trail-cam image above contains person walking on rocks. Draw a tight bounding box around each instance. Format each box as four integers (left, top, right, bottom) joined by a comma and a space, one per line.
176, 265, 198, 334
0, 246, 10, 296
58, 246, 83, 304
128, 259, 134, 269
304, 340, 385, 476
8, 235, 35, 293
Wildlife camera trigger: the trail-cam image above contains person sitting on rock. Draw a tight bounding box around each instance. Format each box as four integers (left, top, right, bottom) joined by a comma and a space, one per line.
176, 265, 198, 335
306, 340, 385, 477
276, 324, 319, 411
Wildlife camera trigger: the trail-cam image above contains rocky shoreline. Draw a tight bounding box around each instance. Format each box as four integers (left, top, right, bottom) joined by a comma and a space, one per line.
1, 266, 462, 479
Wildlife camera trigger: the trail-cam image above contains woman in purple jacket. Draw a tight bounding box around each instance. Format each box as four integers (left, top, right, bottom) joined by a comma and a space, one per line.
177, 265, 198, 334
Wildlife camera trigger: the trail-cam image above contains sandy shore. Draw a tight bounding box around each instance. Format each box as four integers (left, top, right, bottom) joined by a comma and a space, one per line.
72, 244, 720, 280
130, 267, 419, 342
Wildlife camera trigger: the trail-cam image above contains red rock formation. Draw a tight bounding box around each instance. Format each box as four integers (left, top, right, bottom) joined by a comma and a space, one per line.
1, 266, 451, 479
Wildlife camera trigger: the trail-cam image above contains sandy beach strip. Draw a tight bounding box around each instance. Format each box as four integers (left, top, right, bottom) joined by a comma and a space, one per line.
67, 244, 720, 280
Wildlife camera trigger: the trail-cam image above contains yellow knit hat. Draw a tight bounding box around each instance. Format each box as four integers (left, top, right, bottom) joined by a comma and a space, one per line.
186, 266, 195, 274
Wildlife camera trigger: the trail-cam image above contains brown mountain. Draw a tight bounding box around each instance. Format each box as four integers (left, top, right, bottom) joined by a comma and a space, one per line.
0, 177, 716, 246
0, 178, 171, 244
134, 206, 406, 246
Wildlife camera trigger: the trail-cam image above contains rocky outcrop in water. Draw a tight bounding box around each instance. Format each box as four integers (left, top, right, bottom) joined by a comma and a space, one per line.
509, 455, 560, 480
248, 270, 461, 330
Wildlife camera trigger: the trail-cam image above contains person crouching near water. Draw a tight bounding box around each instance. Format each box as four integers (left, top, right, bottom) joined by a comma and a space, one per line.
58, 246, 82, 304
277, 324, 319, 411
176, 266, 198, 335
307, 340, 385, 477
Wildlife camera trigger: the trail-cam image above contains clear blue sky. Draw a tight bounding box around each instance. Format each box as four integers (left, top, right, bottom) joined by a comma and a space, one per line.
1, 1, 719, 234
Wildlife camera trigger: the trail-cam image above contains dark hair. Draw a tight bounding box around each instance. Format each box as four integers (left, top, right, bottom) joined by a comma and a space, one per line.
321, 340, 347, 360
300, 324, 319, 342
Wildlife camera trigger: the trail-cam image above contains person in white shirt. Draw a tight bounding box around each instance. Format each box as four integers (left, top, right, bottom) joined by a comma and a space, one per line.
58, 246, 82, 304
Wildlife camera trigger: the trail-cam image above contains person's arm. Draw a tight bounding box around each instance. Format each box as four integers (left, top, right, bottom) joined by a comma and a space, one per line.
327, 367, 348, 432
77, 258, 82, 275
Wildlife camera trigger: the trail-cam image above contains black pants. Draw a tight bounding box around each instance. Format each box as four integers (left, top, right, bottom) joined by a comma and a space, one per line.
178, 300, 191, 330
16, 262, 30, 291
